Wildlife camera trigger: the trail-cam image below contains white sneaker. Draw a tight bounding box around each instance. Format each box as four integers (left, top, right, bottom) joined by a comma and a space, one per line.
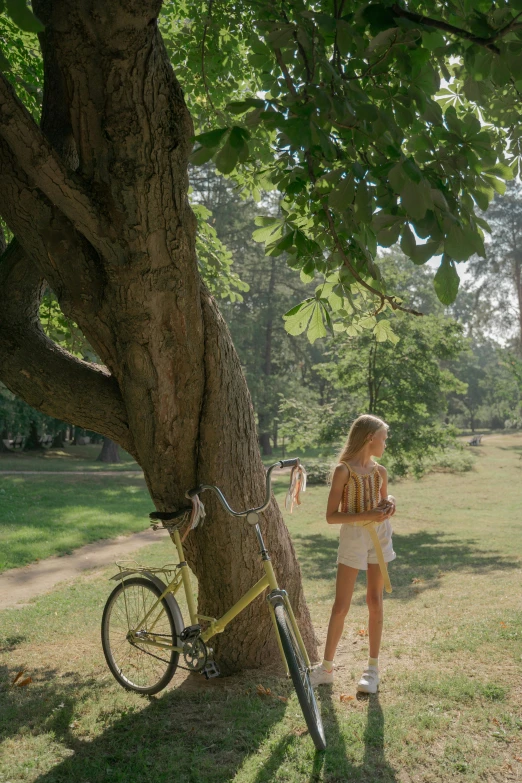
309, 663, 334, 686
357, 666, 379, 694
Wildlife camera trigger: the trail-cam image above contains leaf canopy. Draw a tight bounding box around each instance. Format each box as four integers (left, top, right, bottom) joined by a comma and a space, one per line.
3, 0, 522, 342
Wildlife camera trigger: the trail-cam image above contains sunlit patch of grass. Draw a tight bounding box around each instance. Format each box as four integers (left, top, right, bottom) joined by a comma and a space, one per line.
0, 474, 150, 571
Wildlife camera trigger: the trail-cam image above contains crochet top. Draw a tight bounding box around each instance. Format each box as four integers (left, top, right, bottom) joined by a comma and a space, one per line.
339, 460, 383, 515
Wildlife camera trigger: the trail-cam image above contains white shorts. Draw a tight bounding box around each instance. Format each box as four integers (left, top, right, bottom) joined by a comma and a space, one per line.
337, 519, 396, 571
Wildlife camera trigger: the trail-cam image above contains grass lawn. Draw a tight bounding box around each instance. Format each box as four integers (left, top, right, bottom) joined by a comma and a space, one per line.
0, 473, 150, 572
0, 434, 521, 782
0, 444, 141, 472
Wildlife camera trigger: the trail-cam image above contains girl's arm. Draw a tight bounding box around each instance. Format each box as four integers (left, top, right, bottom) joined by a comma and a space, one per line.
326, 464, 390, 525
377, 465, 396, 516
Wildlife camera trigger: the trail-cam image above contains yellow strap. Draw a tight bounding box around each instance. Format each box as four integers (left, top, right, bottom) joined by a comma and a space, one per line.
366, 524, 392, 593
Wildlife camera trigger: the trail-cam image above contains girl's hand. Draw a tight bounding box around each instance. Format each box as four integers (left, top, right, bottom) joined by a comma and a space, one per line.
386, 494, 396, 516
362, 507, 391, 525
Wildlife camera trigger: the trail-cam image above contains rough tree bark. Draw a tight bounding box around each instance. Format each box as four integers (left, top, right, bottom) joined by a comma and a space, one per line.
0, 0, 316, 672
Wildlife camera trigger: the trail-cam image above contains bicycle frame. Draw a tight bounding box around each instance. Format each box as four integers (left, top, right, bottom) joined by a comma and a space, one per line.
119, 520, 311, 677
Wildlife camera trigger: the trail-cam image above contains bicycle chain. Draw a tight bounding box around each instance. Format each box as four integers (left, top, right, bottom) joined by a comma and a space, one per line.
129, 639, 209, 674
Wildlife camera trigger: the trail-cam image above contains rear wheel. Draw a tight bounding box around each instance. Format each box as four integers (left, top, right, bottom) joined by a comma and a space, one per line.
274, 601, 326, 751
101, 577, 180, 695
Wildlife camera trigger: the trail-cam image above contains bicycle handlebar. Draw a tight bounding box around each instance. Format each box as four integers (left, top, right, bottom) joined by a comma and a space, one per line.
185, 459, 301, 518
278, 458, 299, 468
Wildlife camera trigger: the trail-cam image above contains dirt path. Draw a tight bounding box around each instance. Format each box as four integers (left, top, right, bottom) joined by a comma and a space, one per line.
0, 527, 169, 611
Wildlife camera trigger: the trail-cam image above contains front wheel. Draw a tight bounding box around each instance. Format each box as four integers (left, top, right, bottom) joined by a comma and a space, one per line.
101, 576, 181, 695
274, 601, 326, 751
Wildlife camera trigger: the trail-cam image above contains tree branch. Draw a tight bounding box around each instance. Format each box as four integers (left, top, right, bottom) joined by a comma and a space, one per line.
390, 3, 521, 54
0, 241, 137, 457
321, 200, 423, 317
0, 71, 123, 264
0, 134, 120, 369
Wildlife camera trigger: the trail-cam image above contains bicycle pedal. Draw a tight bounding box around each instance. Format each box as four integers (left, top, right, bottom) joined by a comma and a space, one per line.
202, 660, 220, 679
180, 624, 201, 641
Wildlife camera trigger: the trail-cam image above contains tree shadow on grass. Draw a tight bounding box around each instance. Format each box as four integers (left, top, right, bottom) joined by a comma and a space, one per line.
1, 655, 399, 783
1, 662, 290, 783
294, 530, 520, 603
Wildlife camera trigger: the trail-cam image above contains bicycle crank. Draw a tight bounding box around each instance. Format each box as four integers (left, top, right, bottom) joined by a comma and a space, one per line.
182, 637, 208, 672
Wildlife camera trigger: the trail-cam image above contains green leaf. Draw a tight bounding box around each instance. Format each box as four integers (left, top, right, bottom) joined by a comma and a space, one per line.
226, 99, 264, 115
444, 224, 478, 262
400, 224, 416, 257
411, 240, 441, 265
355, 181, 372, 223
283, 300, 315, 336
400, 180, 433, 221
6, 0, 43, 32
377, 222, 401, 247
252, 218, 282, 243
215, 142, 240, 175
266, 25, 295, 49
367, 27, 399, 54
434, 256, 460, 305
307, 302, 327, 344
484, 163, 514, 180
190, 146, 216, 166
374, 319, 400, 344
328, 176, 355, 211
336, 20, 352, 56
193, 128, 229, 148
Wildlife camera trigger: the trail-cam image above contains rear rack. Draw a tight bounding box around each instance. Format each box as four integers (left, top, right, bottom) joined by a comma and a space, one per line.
115, 559, 180, 578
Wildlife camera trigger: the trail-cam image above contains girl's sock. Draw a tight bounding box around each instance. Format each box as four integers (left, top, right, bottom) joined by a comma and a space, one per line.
368, 656, 379, 669
322, 658, 334, 673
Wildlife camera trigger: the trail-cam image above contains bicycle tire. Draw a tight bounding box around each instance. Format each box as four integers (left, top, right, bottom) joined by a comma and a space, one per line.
101, 576, 181, 695
274, 601, 326, 751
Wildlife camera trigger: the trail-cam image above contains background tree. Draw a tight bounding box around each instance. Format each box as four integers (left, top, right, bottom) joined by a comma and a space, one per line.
1, 0, 522, 671
466, 182, 522, 353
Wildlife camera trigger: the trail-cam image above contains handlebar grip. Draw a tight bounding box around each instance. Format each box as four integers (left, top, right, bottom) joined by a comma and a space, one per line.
279, 458, 300, 468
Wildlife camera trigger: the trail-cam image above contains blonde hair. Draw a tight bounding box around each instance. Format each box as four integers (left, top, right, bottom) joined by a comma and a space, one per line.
338, 414, 388, 464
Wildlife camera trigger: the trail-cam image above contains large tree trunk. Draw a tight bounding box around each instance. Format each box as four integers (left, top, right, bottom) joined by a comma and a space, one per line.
24, 420, 45, 451
51, 429, 68, 449
0, 427, 11, 452
96, 437, 121, 464
0, 0, 316, 673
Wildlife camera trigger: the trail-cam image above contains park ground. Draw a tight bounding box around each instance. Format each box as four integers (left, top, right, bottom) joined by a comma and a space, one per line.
0, 435, 521, 782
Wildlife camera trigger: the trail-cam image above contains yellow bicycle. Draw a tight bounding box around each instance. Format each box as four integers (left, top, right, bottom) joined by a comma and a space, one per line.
101, 458, 326, 751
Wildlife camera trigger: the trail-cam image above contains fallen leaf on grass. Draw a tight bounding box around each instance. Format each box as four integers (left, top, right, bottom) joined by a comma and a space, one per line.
357, 628, 367, 637
16, 677, 32, 687
340, 694, 355, 703
257, 684, 287, 702
12, 670, 32, 687
292, 727, 308, 736
411, 577, 423, 584
500, 622, 508, 628
513, 756, 522, 763
11, 670, 26, 685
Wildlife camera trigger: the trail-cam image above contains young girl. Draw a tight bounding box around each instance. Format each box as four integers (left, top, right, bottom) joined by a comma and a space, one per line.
310, 414, 396, 693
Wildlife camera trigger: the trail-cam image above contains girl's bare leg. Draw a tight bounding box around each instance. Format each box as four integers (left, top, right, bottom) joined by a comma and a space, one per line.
366, 563, 384, 659
323, 564, 359, 661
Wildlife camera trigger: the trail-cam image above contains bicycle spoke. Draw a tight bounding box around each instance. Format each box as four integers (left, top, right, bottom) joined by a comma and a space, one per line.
102, 578, 178, 693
